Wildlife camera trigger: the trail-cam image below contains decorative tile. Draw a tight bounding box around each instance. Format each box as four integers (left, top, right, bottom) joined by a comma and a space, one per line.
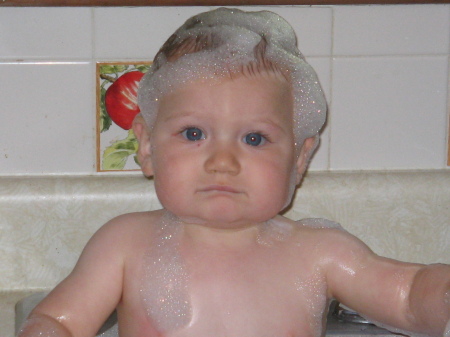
96, 62, 150, 172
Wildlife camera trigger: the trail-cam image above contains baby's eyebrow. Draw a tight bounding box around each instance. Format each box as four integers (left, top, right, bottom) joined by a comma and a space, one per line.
255, 118, 288, 134
161, 111, 196, 122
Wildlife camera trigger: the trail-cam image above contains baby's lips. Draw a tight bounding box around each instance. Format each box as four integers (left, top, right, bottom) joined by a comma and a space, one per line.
199, 185, 241, 193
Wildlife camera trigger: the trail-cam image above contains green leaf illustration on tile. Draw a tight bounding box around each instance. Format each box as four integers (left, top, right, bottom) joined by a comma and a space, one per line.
99, 86, 112, 133
134, 64, 152, 73
100, 64, 129, 74
102, 129, 139, 170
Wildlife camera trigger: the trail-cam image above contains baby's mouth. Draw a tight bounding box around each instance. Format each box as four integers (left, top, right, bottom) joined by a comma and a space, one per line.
198, 185, 241, 194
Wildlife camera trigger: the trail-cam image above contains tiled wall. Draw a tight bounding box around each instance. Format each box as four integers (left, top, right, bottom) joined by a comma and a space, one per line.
0, 5, 449, 175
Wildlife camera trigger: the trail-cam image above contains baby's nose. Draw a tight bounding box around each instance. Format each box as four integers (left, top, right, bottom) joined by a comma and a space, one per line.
204, 145, 241, 175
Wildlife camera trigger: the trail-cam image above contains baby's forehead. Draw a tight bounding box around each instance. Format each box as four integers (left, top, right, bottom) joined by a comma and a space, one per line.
159, 70, 292, 106
155, 72, 295, 127
164, 68, 292, 98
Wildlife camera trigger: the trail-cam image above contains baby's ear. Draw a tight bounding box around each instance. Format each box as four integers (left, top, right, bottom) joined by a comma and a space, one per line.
295, 137, 318, 184
132, 114, 154, 177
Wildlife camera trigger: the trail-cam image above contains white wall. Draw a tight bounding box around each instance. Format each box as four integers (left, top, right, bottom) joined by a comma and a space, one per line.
0, 5, 449, 175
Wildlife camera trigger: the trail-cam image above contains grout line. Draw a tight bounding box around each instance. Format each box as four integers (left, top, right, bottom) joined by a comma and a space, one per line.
326, 6, 335, 171
330, 53, 450, 59
91, 7, 96, 60
0, 59, 92, 64
91, 7, 98, 173
446, 6, 450, 166
447, 55, 450, 167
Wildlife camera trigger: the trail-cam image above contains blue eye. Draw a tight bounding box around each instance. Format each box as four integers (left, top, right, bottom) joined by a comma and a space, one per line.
244, 133, 265, 146
182, 127, 204, 141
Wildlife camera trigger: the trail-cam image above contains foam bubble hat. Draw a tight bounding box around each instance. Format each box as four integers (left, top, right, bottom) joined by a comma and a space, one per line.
137, 7, 327, 145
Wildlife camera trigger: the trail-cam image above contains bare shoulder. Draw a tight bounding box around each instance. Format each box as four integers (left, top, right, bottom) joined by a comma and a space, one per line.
90, 209, 166, 245
72, 209, 168, 271
285, 217, 374, 264
26, 209, 168, 336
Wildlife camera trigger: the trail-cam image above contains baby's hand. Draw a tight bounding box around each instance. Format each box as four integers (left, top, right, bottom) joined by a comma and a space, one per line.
18, 313, 73, 337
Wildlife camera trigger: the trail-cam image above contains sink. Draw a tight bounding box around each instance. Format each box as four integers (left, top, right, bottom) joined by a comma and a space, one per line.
16, 292, 399, 336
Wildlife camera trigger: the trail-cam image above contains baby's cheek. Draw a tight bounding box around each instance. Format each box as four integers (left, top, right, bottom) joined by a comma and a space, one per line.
258, 164, 296, 209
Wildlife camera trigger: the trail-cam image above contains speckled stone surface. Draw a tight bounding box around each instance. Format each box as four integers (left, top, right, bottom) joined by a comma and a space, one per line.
1, 171, 449, 291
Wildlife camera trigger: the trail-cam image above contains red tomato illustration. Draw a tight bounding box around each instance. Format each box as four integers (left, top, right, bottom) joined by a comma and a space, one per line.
105, 71, 145, 130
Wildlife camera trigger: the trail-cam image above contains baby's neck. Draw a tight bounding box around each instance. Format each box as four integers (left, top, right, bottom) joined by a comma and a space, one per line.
183, 222, 262, 250
160, 210, 293, 250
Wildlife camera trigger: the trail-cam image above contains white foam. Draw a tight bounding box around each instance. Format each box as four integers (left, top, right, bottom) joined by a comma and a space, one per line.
295, 272, 328, 337
256, 218, 295, 246
138, 7, 326, 146
18, 315, 63, 337
298, 218, 343, 230
139, 211, 191, 332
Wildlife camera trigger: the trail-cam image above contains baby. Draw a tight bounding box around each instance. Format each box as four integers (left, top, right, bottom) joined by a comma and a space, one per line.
18, 8, 449, 337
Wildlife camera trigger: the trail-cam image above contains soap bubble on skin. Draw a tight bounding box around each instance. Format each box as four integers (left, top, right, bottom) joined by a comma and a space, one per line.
139, 211, 192, 333
256, 218, 295, 246
445, 319, 450, 337
138, 7, 327, 149
18, 315, 61, 337
299, 218, 343, 230
295, 268, 328, 337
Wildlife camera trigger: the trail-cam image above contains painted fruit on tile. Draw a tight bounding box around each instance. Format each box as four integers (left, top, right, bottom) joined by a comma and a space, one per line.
104, 71, 144, 130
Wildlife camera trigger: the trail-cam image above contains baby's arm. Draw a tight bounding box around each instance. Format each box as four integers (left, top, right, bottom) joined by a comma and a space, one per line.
323, 229, 449, 337
407, 263, 450, 335
17, 215, 130, 337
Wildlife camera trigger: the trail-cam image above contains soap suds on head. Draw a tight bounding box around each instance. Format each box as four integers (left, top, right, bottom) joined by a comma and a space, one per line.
138, 7, 327, 146
140, 211, 191, 332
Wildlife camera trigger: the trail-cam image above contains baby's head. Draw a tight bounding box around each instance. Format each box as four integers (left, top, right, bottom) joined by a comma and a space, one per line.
134, 8, 327, 222
137, 7, 327, 150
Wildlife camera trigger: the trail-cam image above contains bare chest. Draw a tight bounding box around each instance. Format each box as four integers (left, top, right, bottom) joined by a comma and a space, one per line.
132, 239, 328, 337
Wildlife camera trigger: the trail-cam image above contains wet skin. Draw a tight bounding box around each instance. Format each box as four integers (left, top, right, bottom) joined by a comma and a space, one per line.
19, 74, 450, 337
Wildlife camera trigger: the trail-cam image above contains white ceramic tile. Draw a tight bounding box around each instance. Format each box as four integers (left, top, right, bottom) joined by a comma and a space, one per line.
0, 8, 92, 60
0, 62, 95, 175
94, 6, 331, 60
333, 5, 450, 56
330, 56, 448, 170
94, 7, 205, 59
233, 6, 332, 56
